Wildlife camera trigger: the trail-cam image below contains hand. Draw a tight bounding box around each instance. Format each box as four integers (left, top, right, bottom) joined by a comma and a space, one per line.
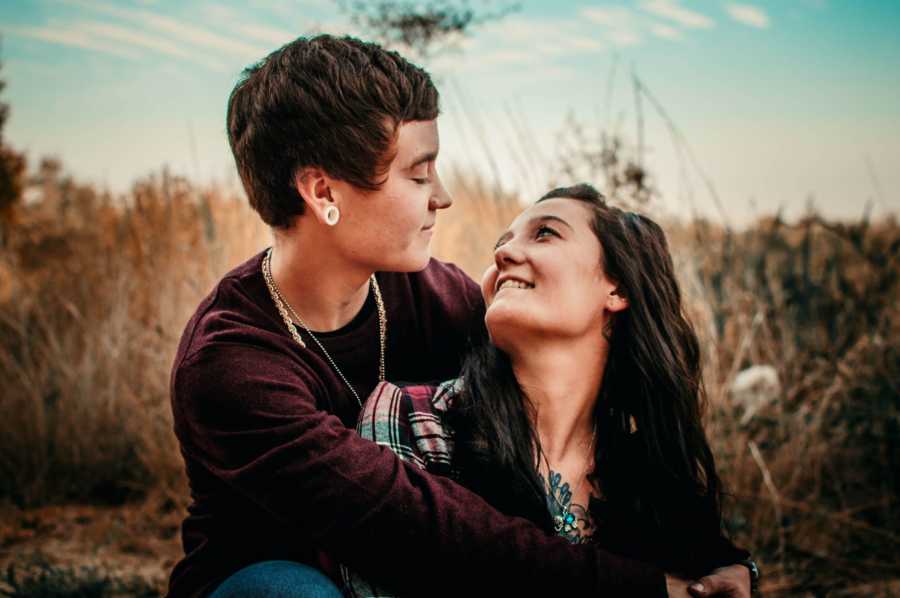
687, 564, 751, 598
665, 574, 693, 598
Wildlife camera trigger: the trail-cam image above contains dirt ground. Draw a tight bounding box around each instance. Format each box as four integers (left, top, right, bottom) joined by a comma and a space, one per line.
2, 502, 898, 597
0, 501, 182, 596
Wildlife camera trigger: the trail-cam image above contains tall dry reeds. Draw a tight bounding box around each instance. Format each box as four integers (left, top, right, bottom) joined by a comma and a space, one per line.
671, 214, 900, 594
0, 161, 267, 506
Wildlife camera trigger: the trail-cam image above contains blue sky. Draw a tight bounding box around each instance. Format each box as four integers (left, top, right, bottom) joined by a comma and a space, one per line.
1, 0, 898, 224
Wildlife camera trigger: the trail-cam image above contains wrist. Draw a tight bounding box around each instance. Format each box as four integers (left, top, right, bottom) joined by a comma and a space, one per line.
736, 559, 760, 595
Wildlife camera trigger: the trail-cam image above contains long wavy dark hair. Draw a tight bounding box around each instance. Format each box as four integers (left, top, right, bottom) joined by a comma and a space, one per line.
450, 183, 725, 574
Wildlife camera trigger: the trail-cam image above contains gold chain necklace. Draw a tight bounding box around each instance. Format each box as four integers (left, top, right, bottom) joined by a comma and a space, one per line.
545, 425, 596, 534
261, 248, 386, 406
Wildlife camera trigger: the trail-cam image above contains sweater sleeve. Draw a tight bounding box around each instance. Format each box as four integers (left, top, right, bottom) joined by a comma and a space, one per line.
172, 344, 668, 597
687, 517, 751, 576
698, 536, 751, 573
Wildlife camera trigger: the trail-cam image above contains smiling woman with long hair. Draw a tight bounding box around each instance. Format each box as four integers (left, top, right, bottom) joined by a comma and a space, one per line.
348, 183, 755, 597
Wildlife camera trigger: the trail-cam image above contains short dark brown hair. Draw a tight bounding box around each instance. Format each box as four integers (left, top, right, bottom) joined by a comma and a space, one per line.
227, 35, 440, 228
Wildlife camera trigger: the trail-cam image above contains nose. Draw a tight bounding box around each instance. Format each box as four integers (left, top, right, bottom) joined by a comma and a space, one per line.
428, 170, 452, 211
493, 238, 525, 268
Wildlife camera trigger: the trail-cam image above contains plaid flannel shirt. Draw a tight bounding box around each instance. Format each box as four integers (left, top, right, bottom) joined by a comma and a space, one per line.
340, 379, 463, 597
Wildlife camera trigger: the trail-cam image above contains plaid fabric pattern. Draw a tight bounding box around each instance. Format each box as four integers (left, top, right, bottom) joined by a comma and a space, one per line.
341, 379, 462, 597
357, 379, 461, 475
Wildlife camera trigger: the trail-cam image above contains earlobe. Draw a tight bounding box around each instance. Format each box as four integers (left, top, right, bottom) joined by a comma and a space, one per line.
608, 291, 629, 313
293, 167, 337, 225
324, 205, 340, 226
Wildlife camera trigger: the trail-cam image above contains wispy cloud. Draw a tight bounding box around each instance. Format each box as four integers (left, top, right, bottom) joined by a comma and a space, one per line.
232, 23, 298, 47
428, 47, 530, 75
124, 11, 266, 59
480, 16, 606, 56
569, 36, 604, 51
75, 20, 227, 71
202, 4, 304, 46
6, 25, 141, 60
11, 0, 242, 72
609, 30, 641, 47
477, 49, 534, 66
426, 15, 606, 79
248, 0, 332, 19
66, 0, 268, 61
581, 6, 643, 46
582, 6, 635, 28
581, 5, 699, 46
481, 16, 555, 43
650, 23, 683, 40
640, 0, 715, 29
726, 4, 771, 29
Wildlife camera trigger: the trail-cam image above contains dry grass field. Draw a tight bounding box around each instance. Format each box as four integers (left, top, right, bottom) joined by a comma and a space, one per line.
0, 156, 898, 596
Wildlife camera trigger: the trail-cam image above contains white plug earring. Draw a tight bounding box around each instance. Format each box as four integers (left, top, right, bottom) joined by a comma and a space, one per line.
324, 205, 340, 226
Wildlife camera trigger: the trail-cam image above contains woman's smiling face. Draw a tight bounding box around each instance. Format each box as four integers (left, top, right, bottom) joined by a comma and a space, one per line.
481, 197, 624, 352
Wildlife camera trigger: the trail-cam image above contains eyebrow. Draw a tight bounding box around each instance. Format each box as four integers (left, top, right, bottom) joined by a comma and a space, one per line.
494, 215, 574, 248
406, 150, 438, 170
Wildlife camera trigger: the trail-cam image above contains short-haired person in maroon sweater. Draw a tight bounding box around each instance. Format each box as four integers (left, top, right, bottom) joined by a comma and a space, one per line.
168, 34, 755, 597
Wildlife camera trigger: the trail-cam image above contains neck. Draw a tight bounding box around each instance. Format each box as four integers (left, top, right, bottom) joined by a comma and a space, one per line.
269, 223, 373, 332
507, 334, 608, 464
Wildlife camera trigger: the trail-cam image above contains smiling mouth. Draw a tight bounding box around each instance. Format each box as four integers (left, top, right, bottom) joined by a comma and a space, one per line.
496, 279, 535, 292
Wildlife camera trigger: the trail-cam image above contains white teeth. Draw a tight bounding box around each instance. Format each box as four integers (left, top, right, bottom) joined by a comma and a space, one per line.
497, 279, 534, 291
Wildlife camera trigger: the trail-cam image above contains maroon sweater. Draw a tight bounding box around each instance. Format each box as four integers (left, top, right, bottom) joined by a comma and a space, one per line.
168, 250, 667, 597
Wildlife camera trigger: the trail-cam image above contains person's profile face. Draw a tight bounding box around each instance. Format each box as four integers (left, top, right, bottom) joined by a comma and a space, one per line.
328, 119, 452, 273
480, 197, 620, 351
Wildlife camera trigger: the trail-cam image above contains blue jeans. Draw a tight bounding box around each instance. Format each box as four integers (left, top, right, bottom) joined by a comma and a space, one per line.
209, 560, 344, 598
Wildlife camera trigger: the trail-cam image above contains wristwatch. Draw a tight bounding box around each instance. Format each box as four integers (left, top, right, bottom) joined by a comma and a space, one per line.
737, 559, 760, 594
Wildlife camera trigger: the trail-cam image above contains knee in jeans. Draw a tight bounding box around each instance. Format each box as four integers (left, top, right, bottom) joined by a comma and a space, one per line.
210, 560, 343, 598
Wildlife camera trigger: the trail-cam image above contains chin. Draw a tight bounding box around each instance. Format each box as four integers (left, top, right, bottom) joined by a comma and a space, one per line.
485, 304, 526, 340
381, 249, 432, 273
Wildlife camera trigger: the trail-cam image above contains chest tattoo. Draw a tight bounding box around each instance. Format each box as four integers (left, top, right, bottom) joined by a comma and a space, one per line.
540, 469, 597, 544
